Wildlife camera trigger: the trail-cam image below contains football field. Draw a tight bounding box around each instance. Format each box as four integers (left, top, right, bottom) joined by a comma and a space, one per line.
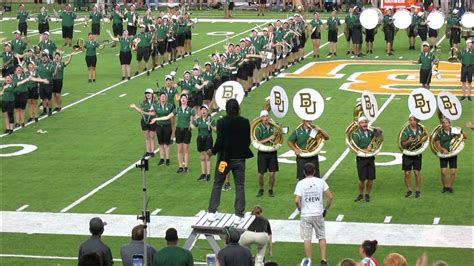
0, 7, 473, 265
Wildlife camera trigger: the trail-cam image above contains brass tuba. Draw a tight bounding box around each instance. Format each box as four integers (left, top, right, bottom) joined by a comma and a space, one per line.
250, 99, 284, 152
73, 38, 84, 51
345, 103, 384, 157
293, 122, 325, 157
397, 122, 430, 156
429, 112, 466, 158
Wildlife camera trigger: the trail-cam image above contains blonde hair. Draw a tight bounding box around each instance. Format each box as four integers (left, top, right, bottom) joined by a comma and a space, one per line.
383, 253, 407, 266
251, 205, 263, 216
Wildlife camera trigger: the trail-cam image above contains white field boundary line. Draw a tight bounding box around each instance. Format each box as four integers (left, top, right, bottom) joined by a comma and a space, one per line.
0, 22, 266, 138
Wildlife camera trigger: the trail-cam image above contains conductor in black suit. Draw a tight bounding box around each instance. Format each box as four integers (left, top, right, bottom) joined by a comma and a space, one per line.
207, 99, 253, 224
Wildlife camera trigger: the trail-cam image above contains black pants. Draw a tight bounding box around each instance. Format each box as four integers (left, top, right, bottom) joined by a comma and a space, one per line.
208, 158, 246, 217
296, 155, 320, 180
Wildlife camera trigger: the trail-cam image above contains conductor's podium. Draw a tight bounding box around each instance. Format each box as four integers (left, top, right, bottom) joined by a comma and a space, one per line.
183, 211, 255, 253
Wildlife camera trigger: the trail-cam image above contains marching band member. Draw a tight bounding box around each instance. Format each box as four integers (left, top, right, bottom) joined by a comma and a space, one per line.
37, 6, 50, 40
427, 11, 439, 49
1, 75, 31, 133
142, 9, 153, 32
176, 16, 187, 58
153, 91, 175, 166
383, 8, 395, 56
108, 29, 133, 80
434, 118, 467, 193
135, 24, 153, 77
416, 42, 436, 89
154, 17, 169, 68
364, 24, 376, 55
17, 4, 29, 38
294, 14, 306, 62
169, 15, 179, 63
89, 5, 103, 38
38, 32, 57, 60
83, 33, 104, 83
255, 110, 279, 197
25, 61, 41, 122
201, 62, 215, 108
12, 66, 29, 127
130, 88, 157, 158
310, 12, 323, 58
2, 43, 16, 77
59, 4, 77, 47
400, 116, 424, 198
459, 39, 472, 101
408, 6, 419, 50
352, 7, 363, 57
184, 12, 194, 56
12, 31, 27, 59
352, 116, 382, 202
288, 120, 330, 180
250, 30, 264, 86
448, 10, 461, 50
160, 75, 178, 142
37, 52, 55, 116
192, 104, 216, 181
345, 7, 355, 55
52, 52, 72, 112
192, 66, 209, 113
111, 4, 125, 47
327, 10, 340, 57
417, 12, 428, 42
125, 4, 138, 37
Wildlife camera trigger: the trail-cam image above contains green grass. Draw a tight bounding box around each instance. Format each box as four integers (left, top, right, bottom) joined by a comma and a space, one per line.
0, 9, 473, 265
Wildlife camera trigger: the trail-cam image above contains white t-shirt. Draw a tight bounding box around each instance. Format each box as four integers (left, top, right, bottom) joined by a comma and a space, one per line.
294, 177, 329, 217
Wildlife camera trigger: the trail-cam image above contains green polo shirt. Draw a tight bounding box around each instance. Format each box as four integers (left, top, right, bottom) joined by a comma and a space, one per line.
418, 52, 435, 70
38, 40, 57, 56
436, 129, 455, 150
256, 122, 275, 146
89, 12, 102, 24
345, 14, 355, 29
274, 27, 284, 41
60, 11, 77, 27
173, 106, 195, 129
172, 21, 179, 33
193, 116, 216, 137
24, 56, 38, 67
251, 36, 264, 53
400, 125, 424, 148
153, 102, 174, 126
210, 63, 220, 75
52, 61, 66, 80
25, 70, 39, 88
136, 32, 152, 47
37, 61, 54, 82
1, 52, 15, 68
11, 39, 26, 54
155, 24, 168, 39
459, 49, 473, 66
125, 11, 137, 25
288, 126, 312, 149
84, 41, 99, 56
310, 19, 322, 32
1, 84, 15, 102
201, 72, 214, 87
327, 17, 340, 31
38, 12, 49, 25
119, 37, 133, 52
13, 73, 28, 93
160, 86, 178, 104
177, 22, 186, 34
17, 11, 29, 23
410, 13, 419, 27
383, 14, 393, 29
112, 10, 123, 25
143, 16, 153, 26
177, 80, 195, 94
185, 19, 192, 32
140, 100, 156, 122
352, 128, 374, 150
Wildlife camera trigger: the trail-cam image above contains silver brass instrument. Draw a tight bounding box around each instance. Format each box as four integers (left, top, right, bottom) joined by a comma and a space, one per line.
448, 47, 459, 62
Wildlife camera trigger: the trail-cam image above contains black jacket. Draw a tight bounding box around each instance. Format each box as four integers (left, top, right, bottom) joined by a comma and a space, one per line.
212, 115, 253, 160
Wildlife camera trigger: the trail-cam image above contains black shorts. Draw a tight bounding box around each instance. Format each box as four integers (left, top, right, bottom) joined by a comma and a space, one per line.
127, 25, 137, 36
167, 38, 176, 52
52, 79, 63, 93
176, 127, 192, 144
356, 156, 376, 181
38, 23, 49, 34
255, 58, 262, 70
365, 29, 375, 42
408, 26, 417, 37
311, 30, 321, 40
28, 86, 39, 99
328, 29, 338, 43
18, 22, 28, 36
136, 46, 151, 61
451, 28, 461, 44
440, 156, 457, 169
352, 28, 362, 45
113, 23, 123, 36
296, 155, 320, 180
291, 38, 299, 53
156, 41, 166, 55
298, 33, 306, 49
237, 66, 248, 81
86, 55, 97, 67
184, 30, 192, 40
39, 83, 52, 100
418, 27, 428, 41
119, 51, 132, 65
428, 28, 438, 38
258, 151, 279, 174
197, 135, 213, 152
62, 26, 74, 39
1, 100, 14, 122
204, 85, 214, 101
460, 65, 473, 83
420, 68, 432, 85
141, 118, 156, 131
402, 154, 422, 171
384, 28, 394, 42
156, 124, 172, 145
14, 91, 28, 109
176, 33, 185, 47
91, 23, 100, 35
345, 28, 353, 42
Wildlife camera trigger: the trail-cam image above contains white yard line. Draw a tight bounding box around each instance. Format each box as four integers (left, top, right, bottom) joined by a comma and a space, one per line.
151, 208, 162, 215
16, 205, 29, 212
433, 217, 441, 225
119, 93, 127, 98
2, 211, 473, 248
336, 214, 344, 222
384, 216, 393, 224
105, 207, 117, 214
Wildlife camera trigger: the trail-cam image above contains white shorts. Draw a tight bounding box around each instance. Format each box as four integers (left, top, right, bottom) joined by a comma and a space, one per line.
300, 216, 326, 241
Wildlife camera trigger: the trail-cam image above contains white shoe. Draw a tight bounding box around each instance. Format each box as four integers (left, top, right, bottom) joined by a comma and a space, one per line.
300, 258, 312, 266
207, 212, 218, 222
232, 216, 244, 225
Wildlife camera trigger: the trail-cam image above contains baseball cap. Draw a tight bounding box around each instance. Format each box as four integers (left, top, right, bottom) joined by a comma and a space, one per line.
358, 116, 368, 123
466, 39, 472, 45
145, 88, 154, 94
184, 70, 191, 75
89, 217, 105, 232
224, 226, 240, 243
422, 41, 430, 47
201, 104, 209, 110
204, 61, 211, 66
165, 75, 173, 81
260, 110, 269, 117
13, 30, 20, 34
453, 9, 459, 14
43, 31, 50, 36
165, 228, 178, 241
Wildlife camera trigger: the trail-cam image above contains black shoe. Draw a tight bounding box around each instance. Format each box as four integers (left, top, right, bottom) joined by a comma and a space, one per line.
256, 189, 264, 197
40, 111, 47, 116
21, 123, 25, 128
15, 123, 20, 128
165, 159, 170, 166
48, 110, 52, 117
468, 96, 472, 101
127, 77, 131, 80
370, 50, 373, 54
442, 187, 448, 193
143, 67, 147, 72
27, 118, 33, 123
161, 63, 164, 68
135, 71, 139, 76
176, 167, 184, 173
448, 187, 454, 193
317, 55, 319, 58
3, 129, 9, 134
321, 260, 329, 266
460, 96, 466, 101
54, 107, 60, 112
148, 152, 154, 157
35, 117, 39, 122
88, 79, 92, 83
158, 159, 165, 166
405, 191, 413, 198
346, 51, 351, 55
168, 60, 171, 65
197, 174, 206, 181
313, 54, 316, 58
415, 191, 421, 198
269, 189, 275, 197
206, 174, 211, 181
327, 52, 332, 56
183, 167, 188, 173
354, 194, 363, 202
122, 76, 125, 81
92, 79, 96, 83
333, 53, 337, 56
387, 52, 394, 56
7, 129, 13, 134
147, 71, 150, 76
366, 50, 369, 54
365, 194, 370, 202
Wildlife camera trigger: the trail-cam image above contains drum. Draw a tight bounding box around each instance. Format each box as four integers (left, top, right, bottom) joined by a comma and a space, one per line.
393, 9, 411, 29
427, 11, 445, 30
360, 8, 383, 30
460, 12, 474, 28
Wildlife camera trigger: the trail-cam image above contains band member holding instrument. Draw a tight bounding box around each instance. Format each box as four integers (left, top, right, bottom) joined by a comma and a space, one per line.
155, 17, 169, 68
400, 116, 424, 198
135, 25, 153, 77
37, 6, 50, 38
352, 7, 363, 57
17, 4, 29, 38
352, 116, 382, 202
108, 29, 133, 81
201, 62, 215, 108
364, 25, 376, 55
345, 7, 355, 55
459, 39, 472, 101
417, 12, 428, 42
327, 10, 341, 57
38, 32, 57, 60
408, 6, 419, 50
428, 16, 438, 49
154, 91, 175, 166
255, 110, 279, 197
295, 14, 306, 62
192, 104, 216, 181
416, 42, 436, 89
125, 4, 138, 37
176, 16, 186, 59
449, 10, 461, 50
288, 120, 330, 180
111, 4, 125, 47
83, 33, 104, 83
383, 8, 395, 56
2, 43, 16, 77
52, 52, 72, 112
89, 5, 103, 38
310, 12, 323, 58
130, 88, 157, 157
59, 4, 77, 47
434, 118, 467, 193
